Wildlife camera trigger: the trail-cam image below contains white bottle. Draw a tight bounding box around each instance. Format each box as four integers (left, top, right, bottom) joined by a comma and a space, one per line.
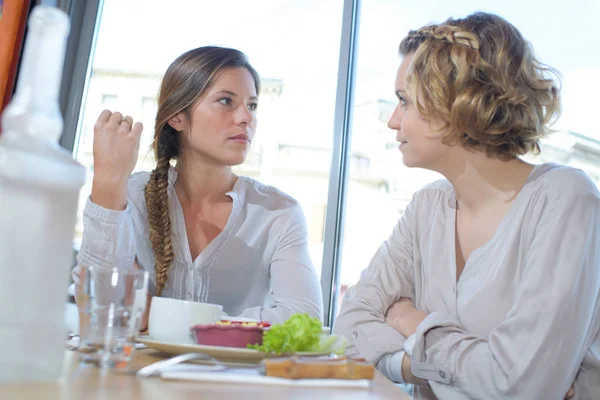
0, 5, 86, 381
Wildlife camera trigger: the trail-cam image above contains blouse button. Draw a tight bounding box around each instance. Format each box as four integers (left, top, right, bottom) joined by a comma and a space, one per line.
351, 331, 359, 339
439, 371, 446, 379
186, 292, 192, 300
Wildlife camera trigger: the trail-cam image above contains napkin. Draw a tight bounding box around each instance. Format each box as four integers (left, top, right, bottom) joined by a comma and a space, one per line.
160, 364, 370, 389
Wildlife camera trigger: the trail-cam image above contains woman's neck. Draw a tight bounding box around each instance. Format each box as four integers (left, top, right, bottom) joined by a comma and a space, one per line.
441, 151, 534, 213
174, 159, 237, 206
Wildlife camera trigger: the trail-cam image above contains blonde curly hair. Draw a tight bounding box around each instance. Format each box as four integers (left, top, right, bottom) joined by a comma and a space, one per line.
398, 12, 561, 159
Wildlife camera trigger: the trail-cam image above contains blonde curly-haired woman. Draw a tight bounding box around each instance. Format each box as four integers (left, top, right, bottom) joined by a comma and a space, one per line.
334, 12, 599, 400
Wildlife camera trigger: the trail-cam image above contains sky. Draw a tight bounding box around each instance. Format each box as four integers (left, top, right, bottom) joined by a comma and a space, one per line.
91, 0, 600, 142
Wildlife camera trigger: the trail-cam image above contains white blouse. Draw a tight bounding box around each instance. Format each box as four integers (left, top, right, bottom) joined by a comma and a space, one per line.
334, 163, 600, 399
75, 167, 323, 324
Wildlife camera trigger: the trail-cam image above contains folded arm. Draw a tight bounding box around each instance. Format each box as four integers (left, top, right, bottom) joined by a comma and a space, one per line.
407, 191, 600, 399
333, 200, 418, 382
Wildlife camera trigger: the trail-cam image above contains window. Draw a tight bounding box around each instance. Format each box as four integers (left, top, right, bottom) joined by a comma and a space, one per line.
71, 0, 344, 283
336, 0, 600, 317
65, 0, 600, 323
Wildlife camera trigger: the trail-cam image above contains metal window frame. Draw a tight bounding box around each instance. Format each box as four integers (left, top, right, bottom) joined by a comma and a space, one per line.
58, 0, 103, 152
320, 0, 361, 328
57, 0, 361, 328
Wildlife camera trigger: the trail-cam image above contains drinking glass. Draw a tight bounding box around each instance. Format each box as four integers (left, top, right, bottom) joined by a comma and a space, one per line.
77, 265, 148, 370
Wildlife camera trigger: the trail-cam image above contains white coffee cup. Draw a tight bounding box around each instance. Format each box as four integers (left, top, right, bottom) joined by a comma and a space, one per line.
148, 297, 223, 343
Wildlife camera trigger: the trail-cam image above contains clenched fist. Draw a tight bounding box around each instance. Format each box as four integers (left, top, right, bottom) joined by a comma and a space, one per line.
91, 110, 143, 210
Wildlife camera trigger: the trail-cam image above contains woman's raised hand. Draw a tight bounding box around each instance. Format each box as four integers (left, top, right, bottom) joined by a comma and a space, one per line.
91, 110, 143, 210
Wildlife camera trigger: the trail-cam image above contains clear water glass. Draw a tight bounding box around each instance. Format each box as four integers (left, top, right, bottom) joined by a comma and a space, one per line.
77, 265, 148, 370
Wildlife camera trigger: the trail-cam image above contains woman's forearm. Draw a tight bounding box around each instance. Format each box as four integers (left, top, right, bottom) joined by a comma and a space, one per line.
402, 352, 427, 386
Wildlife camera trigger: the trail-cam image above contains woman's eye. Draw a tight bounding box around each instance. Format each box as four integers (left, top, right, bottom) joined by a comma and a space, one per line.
398, 96, 408, 108
218, 97, 232, 106
248, 103, 258, 111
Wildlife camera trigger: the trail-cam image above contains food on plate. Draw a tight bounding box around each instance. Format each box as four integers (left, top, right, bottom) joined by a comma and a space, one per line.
261, 356, 375, 380
248, 313, 347, 355
190, 320, 270, 348
216, 320, 271, 328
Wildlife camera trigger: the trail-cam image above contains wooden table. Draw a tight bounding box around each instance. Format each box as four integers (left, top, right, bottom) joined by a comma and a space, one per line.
0, 349, 411, 399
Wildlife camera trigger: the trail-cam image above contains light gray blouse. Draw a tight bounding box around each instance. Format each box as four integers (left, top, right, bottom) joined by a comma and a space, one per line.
334, 163, 600, 399
75, 167, 323, 324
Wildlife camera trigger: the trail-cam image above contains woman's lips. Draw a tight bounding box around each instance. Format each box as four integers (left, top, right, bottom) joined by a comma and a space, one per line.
229, 134, 250, 143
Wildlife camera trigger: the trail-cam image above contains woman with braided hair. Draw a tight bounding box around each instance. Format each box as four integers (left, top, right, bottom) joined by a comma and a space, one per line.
74, 46, 323, 325
334, 12, 599, 399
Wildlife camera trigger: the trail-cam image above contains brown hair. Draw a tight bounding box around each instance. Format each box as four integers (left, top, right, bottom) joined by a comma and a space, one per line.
145, 46, 260, 296
398, 12, 560, 159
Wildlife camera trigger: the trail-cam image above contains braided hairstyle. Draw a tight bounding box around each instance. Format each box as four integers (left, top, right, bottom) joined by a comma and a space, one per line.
146, 46, 260, 296
398, 12, 560, 159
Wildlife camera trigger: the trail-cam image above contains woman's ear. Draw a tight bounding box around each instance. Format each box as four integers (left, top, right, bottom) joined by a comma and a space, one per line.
167, 113, 186, 132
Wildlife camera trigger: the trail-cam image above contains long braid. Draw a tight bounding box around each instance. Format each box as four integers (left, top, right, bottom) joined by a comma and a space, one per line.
144, 156, 175, 296
143, 46, 261, 296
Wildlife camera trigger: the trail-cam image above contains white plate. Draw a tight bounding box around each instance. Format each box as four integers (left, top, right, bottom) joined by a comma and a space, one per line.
137, 336, 328, 364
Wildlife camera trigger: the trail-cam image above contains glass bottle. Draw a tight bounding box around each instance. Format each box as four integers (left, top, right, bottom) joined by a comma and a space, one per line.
0, 5, 86, 381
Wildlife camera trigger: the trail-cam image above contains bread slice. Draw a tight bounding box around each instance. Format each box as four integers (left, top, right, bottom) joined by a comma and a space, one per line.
261, 356, 375, 380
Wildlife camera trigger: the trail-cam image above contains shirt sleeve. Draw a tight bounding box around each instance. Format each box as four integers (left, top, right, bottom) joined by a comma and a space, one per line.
332, 197, 417, 372
377, 351, 408, 383
73, 197, 136, 284
409, 190, 600, 399
238, 205, 323, 324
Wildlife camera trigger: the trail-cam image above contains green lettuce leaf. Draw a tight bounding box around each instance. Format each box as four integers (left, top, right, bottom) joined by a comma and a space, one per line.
311, 333, 348, 355
248, 313, 322, 354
